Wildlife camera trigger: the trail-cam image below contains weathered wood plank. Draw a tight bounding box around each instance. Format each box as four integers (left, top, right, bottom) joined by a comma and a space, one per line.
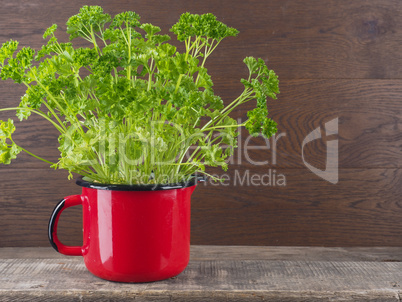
2, 246, 402, 262
235, 79, 402, 169
1, 0, 402, 79
1, 79, 402, 169
190, 246, 402, 262
1, 291, 399, 302
191, 166, 402, 246
0, 252, 402, 301
1, 168, 402, 247
0, 169, 82, 247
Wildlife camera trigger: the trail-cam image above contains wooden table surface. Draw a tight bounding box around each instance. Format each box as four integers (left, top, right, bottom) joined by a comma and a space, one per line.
1, 246, 402, 301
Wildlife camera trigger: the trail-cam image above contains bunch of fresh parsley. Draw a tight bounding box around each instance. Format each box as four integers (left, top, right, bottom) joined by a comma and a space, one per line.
0, 6, 279, 185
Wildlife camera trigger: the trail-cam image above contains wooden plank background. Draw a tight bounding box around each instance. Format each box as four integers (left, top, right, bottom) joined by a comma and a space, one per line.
2, 247, 402, 301
0, 0, 401, 247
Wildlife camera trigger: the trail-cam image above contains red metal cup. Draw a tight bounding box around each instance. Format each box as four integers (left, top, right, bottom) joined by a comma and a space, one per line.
48, 176, 203, 282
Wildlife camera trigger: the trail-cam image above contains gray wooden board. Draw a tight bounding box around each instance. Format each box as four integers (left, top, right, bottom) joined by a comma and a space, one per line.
2, 246, 402, 261
1, 247, 402, 301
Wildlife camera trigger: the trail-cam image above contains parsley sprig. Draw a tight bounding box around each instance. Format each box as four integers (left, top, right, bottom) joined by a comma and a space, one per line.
0, 6, 279, 185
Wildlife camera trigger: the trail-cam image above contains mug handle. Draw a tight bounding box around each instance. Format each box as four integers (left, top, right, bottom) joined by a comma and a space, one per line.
48, 195, 83, 256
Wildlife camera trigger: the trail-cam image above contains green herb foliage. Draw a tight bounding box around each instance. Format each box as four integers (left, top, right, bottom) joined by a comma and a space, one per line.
0, 6, 279, 184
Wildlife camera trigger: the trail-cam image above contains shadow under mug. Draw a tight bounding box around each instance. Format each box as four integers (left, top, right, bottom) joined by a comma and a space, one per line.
48, 176, 203, 283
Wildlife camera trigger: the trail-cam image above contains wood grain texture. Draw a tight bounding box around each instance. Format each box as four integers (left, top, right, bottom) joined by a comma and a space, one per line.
1, 0, 402, 79
0, 169, 82, 247
1, 79, 401, 170
191, 166, 402, 246
1, 167, 402, 247
0, 0, 402, 247
2, 246, 402, 262
223, 79, 402, 169
2, 292, 398, 302
1, 247, 402, 301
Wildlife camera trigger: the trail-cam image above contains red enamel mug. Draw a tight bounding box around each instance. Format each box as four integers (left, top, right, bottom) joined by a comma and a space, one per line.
48, 176, 204, 282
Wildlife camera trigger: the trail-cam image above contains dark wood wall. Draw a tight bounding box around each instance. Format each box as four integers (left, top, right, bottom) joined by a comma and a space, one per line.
0, 0, 401, 247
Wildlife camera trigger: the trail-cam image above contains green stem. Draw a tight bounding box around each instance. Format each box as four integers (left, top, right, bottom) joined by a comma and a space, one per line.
10, 138, 54, 165
201, 123, 245, 132
174, 36, 198, 93
32, 80, 68, 132
201, 89, 253, 131
195, 38, 221, 85
126, 22, 132, 82
60, 93, 85, 136
89, 25, 101, 56
21, 81, 67, 132
147, 58, 154, 91
0, 107, 64, 133
174, 74, 183, 93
